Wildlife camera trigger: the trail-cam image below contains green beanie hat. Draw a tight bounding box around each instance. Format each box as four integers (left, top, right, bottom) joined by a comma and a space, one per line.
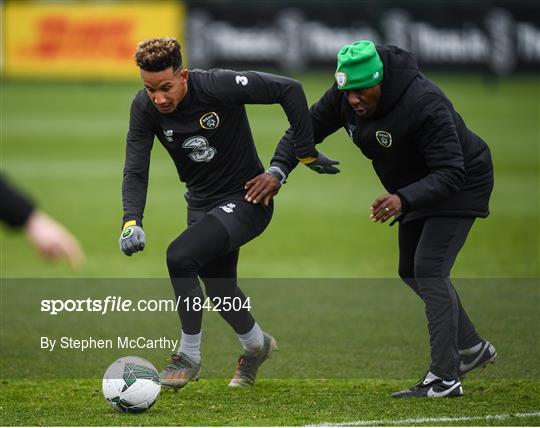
335, 40, 383, 90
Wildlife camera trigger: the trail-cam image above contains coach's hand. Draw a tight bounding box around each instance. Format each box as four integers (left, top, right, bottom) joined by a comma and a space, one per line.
244, 173, 281, 206
119, 224, 146, 256
299, 152, 340, 174
370, 193, 402, 223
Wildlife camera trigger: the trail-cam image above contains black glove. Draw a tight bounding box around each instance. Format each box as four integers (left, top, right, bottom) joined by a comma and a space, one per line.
300, 152, 340, 174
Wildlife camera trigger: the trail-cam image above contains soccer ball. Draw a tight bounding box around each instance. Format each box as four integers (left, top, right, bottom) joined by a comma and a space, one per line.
102, 356, 161, 413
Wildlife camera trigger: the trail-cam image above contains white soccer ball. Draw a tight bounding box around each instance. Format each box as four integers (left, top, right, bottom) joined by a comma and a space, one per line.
102, 356, 161, 413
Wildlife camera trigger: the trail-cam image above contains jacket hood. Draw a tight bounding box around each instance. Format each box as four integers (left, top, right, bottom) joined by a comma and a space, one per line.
373, 45, 420, 118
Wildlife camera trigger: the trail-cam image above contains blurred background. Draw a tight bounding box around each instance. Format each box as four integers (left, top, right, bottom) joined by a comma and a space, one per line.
1, 0, 539, 278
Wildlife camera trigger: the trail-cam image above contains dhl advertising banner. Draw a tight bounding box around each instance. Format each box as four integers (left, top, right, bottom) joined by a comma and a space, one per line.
2, 1, 186, 80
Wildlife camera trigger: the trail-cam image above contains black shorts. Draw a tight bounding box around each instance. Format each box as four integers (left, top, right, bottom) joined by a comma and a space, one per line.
187, 194, 273, 251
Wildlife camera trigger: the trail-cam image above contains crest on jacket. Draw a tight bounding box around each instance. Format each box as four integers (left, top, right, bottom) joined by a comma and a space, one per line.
200, 112, 220, 129
376, 130, 392, 148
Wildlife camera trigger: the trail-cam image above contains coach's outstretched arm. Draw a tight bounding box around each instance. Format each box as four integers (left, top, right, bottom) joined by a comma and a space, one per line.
197, 69, 338, 205
272, 82, 345, 178
243, 77, 341, 205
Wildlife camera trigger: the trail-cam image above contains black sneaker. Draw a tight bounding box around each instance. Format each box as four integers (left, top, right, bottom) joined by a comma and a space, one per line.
392, 371, 463, 398
459, 340, 497, 377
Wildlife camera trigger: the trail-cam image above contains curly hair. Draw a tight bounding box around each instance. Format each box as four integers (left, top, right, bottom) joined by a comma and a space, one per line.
134, 37, 182, 72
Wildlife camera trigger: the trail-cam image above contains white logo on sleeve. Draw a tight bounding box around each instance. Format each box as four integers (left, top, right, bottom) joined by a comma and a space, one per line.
219, 203, 236, 213
182, 136, 217, 162
235, 75, 248, 86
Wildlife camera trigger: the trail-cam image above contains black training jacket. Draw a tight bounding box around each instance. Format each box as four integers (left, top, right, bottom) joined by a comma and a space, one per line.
272, 45, 494, 223
122, 69, 316, 226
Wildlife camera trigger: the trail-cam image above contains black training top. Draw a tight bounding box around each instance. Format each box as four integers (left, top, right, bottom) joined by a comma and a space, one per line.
272, 45, 494, 223
122, 69, 316, 226
0, 175, 35, 228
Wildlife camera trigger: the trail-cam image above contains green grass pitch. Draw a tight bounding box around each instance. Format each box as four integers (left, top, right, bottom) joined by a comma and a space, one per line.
1, 73, 539, 425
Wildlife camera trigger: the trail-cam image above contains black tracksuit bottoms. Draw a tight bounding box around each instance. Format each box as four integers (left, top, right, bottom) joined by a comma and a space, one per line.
398, 216, 483, 379
166, 196, 273, 336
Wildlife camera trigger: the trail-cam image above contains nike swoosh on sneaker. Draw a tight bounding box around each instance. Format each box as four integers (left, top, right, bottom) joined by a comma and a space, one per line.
427, 382, 462, 397
460, 342, 495, 373
422, 371, 440, 385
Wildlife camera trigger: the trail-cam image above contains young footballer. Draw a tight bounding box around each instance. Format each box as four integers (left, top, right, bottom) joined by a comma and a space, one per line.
119, 38, 337, 389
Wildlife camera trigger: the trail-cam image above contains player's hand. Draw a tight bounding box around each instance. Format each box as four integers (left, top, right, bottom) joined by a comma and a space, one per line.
24, 211, 85, 269
119, 225, 146, 256
244, 173, 281, 206
370, 193, 402, 223
300, 152, 340, 174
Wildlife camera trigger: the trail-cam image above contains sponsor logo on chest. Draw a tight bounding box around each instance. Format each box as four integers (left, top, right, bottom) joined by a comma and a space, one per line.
182, 136, 217, 162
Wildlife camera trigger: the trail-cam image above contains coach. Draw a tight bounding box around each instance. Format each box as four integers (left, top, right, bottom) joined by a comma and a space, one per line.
251, 40, 497, 398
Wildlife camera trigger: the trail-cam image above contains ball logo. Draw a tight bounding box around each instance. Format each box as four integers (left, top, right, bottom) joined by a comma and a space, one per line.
335, 72, 347, 87
123, 363, 160, 389
102, 356, 160, 414
200, 112, 220, 130
376, 130, 392, 148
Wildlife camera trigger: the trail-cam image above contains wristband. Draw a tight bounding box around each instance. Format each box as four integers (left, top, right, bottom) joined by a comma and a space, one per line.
266, 166, 287, 185
123, 220, 137, 229
297, 156, 317, 165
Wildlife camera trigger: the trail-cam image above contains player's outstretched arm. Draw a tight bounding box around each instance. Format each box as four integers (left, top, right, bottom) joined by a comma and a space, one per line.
120, 96, 154, 257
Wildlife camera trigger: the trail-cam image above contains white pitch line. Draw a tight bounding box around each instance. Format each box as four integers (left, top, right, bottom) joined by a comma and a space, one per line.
309, 410, 540, 426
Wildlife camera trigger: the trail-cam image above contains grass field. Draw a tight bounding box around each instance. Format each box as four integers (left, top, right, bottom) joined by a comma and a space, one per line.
1, 73, 539, 425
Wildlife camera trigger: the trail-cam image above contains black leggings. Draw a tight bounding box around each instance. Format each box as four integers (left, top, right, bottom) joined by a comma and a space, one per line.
166, 198, 272, 335
398, 216, 482, 379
